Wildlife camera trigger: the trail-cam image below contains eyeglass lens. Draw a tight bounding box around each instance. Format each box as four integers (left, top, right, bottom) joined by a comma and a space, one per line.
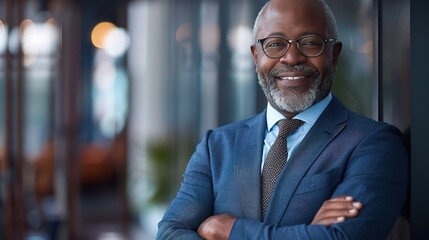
262, 36, 325, 58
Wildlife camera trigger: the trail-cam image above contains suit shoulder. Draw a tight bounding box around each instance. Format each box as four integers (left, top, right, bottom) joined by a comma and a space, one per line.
210, 112, 265, 134
345, 111, 405, 142
328, 97, 403, 138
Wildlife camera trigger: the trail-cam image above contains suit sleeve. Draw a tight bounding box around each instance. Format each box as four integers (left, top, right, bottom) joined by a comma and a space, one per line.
156, 131, 214, 240
230, 124, 409, 240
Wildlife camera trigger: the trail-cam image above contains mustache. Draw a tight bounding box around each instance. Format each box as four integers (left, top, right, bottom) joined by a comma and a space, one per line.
268, 65, 318, 79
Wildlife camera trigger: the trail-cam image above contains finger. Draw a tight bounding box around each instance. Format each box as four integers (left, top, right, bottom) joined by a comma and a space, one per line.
326, 196, 363, 206
323, 196, 354, 202
313, 197, 363, 226
315, 207, 361, 221
314, 203, 362, 222
313, 207, 361, 226
312, 215, 348, 226
322, 199, 362, 210
352, 201, 363, 209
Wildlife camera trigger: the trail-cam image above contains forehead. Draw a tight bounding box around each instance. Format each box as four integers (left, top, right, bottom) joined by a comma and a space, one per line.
258, 0, 329, 39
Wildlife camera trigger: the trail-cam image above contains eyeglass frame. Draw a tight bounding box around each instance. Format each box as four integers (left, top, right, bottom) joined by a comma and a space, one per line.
255, 34, 336, 58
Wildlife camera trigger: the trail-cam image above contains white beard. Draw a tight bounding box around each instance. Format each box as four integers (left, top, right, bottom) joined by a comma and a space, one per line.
257, 65, 333, 113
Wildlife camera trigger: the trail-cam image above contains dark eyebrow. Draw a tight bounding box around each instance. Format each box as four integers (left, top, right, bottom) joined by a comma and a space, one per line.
263, 32, 287, 38
263, 31, 322, 39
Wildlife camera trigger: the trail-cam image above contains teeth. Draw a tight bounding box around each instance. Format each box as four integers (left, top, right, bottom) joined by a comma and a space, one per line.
281, 76, 305, 80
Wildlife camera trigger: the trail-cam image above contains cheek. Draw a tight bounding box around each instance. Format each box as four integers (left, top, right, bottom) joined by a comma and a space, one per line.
256, 57, 278, 76
309, 57, 332, 76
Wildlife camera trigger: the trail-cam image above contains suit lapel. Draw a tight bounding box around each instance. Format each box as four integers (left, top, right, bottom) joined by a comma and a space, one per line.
264, 97, 349, 224
234, 111, 266, 220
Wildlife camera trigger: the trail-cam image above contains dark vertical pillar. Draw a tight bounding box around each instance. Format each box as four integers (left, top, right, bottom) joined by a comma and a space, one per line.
217, 0, 233, 125
410, 0, 429, 239
4, 0, 25, 239
55, 1, 83, 238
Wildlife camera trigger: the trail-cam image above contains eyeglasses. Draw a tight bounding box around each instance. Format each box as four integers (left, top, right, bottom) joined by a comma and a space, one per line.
256, 35, 336, 58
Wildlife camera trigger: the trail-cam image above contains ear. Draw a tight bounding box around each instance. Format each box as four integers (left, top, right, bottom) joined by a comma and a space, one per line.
332, 41, 342, 71
251, 44, 259, 72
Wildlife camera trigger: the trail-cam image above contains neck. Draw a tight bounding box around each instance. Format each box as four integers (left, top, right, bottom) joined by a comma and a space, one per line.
268, 100, 299, 119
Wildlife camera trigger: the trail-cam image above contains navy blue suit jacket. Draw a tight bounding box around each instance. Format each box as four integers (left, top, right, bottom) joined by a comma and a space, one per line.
157, 96, 409, 240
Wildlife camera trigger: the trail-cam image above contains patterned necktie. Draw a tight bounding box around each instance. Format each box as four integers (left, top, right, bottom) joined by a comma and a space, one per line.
261, 118, 304, 220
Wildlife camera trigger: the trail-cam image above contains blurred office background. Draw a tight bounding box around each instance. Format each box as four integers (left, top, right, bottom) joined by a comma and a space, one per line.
1, 0, 428, 239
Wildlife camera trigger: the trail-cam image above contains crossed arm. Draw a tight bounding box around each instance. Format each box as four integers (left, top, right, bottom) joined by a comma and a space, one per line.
198, 196, 363, 240
157, 125, 408, 240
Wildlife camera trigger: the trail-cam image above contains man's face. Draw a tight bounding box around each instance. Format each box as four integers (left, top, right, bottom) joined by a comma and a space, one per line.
251, 0, 342, 116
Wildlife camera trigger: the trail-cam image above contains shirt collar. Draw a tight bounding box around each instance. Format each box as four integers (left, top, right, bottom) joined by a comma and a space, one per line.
266, 93, 332, 132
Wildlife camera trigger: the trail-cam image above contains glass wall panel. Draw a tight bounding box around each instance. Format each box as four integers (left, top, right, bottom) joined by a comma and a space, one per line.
1, 0, 131, 238
381, 0, 410, 131
127, 1, 172, 237
327, 0, 376, 118
381, 0, 410, 239
18, 3, 61, 239
77, 0, 130, 238
216, 0, 259, 125
0, 0, 62, 238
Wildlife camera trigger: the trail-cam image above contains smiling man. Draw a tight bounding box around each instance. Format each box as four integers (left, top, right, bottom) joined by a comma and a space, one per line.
157, 0, 409, 239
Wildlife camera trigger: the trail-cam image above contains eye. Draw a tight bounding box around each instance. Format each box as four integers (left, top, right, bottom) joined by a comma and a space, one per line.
299, 37, 323, 48
264, 38, 288, 49
302, 41, 319, 45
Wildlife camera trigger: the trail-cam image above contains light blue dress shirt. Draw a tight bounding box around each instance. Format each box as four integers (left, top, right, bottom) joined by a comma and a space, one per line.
261, 93, 332, 171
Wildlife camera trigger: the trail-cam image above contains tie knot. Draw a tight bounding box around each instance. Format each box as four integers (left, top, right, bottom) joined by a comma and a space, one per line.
277, 119, 304, 138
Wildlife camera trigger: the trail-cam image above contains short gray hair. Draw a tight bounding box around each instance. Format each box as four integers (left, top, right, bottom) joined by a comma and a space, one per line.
253, 0, 339, 40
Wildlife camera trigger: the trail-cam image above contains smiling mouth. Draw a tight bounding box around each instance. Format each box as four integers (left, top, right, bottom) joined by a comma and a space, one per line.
273, 74, 311, 88
279, 76, 306, 80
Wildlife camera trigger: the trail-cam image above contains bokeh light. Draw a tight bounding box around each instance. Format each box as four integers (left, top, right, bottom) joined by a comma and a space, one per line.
104, 27, 130, 58
176, 22, 192, 47
0, 20, 7, 54
199, 23, 220, 53
91, 22, 129, 58
91, 21, 116, 49
228, 24, 253, 54
21, 18, 59, 56
92, 50, 129, 138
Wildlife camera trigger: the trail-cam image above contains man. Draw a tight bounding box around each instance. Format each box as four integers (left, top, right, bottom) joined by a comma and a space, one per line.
157, 0, 409, 239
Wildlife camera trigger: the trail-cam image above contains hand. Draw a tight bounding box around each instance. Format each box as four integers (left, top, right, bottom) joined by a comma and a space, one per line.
197, 213, 237, 240
311, 196, 362, 226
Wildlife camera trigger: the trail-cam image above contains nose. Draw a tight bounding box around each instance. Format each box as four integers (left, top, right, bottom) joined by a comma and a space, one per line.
279, 43, 307, 65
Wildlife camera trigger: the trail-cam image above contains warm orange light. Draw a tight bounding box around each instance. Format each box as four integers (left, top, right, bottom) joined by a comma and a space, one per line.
91, 22, 116, 48
45, 18, 58, 26
199, 23, 220, 52
176, 22, 192, 43
0, 20, 5, 54
20, 19, 33, 33
0, 20, 5, 36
